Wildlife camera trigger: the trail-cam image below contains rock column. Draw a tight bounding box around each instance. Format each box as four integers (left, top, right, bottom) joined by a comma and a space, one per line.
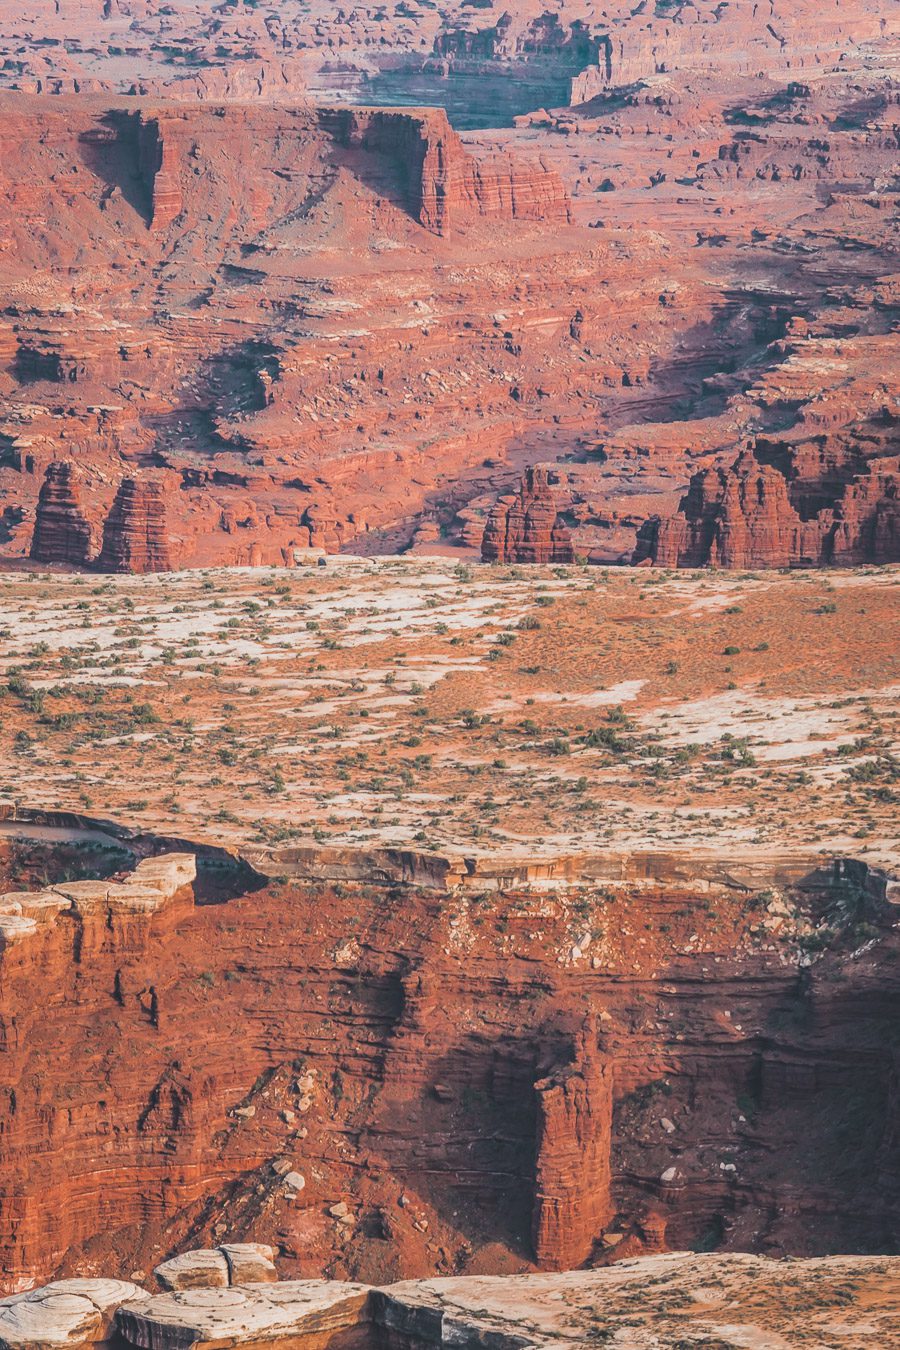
532, 1023, 614, 1268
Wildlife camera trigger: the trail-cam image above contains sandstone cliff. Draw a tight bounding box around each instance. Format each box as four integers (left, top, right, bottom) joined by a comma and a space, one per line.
634, 439, 899, 569
320, 106, 570, 235
0, 838, 895, 1289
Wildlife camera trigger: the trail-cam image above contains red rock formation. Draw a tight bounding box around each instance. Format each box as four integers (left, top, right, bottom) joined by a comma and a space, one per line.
482, 467, 575, 564
634, 444, 899, 569
321, 107, 570, 235
97, 478, 174, 573
0, 842, 896, 1290
533, 1023, 614, 1269
637, 451, 808, 569
29, 461, 93, 566
0, 13, 897, 574
138, 115, 183, 229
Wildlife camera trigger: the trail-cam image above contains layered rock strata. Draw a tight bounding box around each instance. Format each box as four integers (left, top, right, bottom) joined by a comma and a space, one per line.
320, 107, 570, 235
0, 0, 895, 111
635, 444, 900, 569
96, 479, 174, 574
5, 1255, 900, 1350
0, 843, 895, 1288
29, 462, 93, 567
481, 467, 574, 564
2, 64, 897, 573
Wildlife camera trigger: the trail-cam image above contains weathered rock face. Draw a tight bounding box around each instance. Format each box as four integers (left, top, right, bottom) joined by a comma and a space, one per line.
635, 450, 807, 569
96, 479, 174, 574
635, 442, 900, 569
29, 462, 93, 567
0, 843, 896, 1290
321, 107, 570, 236
0, 0, 894, 111
481, 467, 574, 564
0, 1280, 148, 1350
0, 6, 896, 574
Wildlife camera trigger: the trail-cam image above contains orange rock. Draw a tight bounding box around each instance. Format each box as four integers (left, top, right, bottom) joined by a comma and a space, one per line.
482, 467, 574, 564
29, 461, 93, 567
97, 478, 174, 574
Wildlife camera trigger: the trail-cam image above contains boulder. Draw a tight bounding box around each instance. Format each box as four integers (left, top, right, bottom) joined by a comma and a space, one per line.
0, 1280, 147, 1350
154, 1243, 277, 1293
218, 1246, 277, 1286
153, 1252, 229, 1293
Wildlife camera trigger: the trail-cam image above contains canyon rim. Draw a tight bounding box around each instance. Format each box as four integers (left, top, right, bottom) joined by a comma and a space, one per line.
0, 2, 898, 1348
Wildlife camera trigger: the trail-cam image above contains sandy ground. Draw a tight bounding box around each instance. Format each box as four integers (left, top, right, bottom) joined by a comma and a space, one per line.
0, 558, 896, 867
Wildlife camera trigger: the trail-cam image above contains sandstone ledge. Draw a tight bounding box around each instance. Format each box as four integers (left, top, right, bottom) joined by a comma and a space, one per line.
0, 1280, 148, 1350
117, 1284, 371, 1350
9, 1255, 896, 1350
3, 802, 898, 912
0, 854, 196, 954
244, 839, 898, 907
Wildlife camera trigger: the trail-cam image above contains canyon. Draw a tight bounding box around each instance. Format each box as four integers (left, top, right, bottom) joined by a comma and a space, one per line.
0, 3, 897, 1341
0, 1, 897, 573
0, 560, 897, 1296
0, 829, 897, 1291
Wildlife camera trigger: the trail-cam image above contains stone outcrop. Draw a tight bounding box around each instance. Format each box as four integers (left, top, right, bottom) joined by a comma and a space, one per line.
320, 106, 571, 236
481, 467, 574, 564
126, 103, 572, 243
220, 1245, 279, 1287
29, 462, 93, 567
117, 1281, 372, 1350
6, 1257, 900, 1350
96, 479, 174, 574
634, 444, 900, 569
0, 853, 196, 953
154, 1245, 277, 1291
635, 450, 811, 569
532, 1024, 614, 1269
0, 1281, 148, 1350
137, 116, 182, 231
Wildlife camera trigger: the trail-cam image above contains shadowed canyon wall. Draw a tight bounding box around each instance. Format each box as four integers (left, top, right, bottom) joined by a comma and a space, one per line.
0, 841, 896, 1290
